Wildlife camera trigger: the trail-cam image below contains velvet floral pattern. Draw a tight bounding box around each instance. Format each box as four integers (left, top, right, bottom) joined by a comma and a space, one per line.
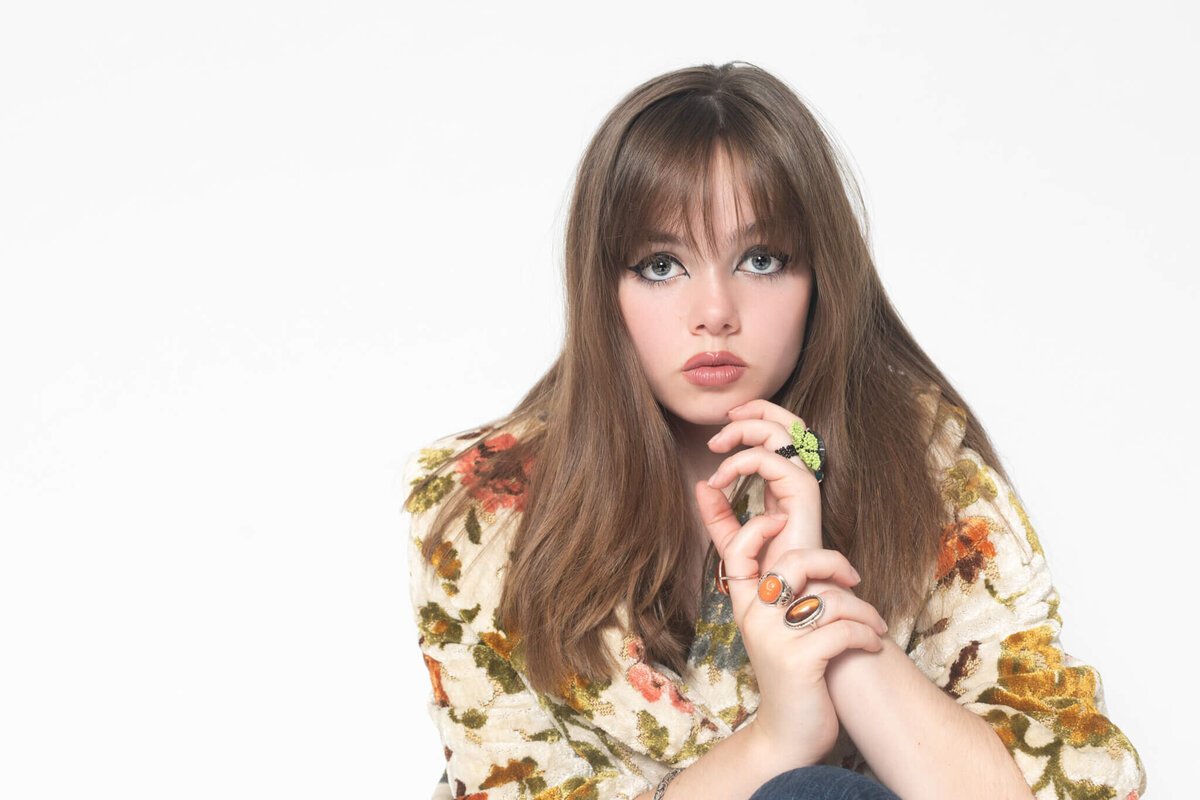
936, 517, 997, 586
453, 433, 531, 513
625, 638, 695, 714
405, 407, 1145, 800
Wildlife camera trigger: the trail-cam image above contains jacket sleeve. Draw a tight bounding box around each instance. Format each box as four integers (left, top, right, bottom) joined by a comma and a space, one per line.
404, 437, 655, 800
908, 435, 1146, 799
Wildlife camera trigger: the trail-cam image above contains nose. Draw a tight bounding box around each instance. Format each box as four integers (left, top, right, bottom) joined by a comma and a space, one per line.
688, 268, 739, 336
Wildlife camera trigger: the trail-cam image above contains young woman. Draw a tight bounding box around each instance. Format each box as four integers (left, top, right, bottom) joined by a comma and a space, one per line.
404, 63, 1145, 800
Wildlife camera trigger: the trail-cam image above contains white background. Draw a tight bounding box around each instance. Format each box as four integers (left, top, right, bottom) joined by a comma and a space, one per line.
2, 1, 1195, 797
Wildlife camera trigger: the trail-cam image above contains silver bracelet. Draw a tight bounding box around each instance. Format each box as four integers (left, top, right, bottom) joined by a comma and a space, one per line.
653, 768, 682, 800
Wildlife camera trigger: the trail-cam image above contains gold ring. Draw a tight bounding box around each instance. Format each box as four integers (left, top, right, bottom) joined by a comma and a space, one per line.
716, 559, 759, 596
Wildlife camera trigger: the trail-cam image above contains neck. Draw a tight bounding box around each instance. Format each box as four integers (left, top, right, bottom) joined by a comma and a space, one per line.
669, 414, 745, 514
666, 416, 726, 603
672, 419, 725, 487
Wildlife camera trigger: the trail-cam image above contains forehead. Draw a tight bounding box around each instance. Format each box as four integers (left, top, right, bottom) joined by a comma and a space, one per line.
605, 129, 805, 268
637, 150, 755, 238
631, 180, 787, 261
643, 220, 761, 253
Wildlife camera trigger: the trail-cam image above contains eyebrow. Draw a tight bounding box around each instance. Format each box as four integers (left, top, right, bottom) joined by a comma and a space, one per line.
645, 222, 758, 247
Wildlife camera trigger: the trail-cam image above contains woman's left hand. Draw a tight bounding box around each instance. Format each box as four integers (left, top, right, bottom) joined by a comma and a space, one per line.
705, 399, 823, 567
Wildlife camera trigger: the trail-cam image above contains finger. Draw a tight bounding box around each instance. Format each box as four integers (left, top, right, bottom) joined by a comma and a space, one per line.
789, 620, 884, 673
728, 399, 807, 431
706, 450, 821, 552
694, 480, 741, 554
707, 419, 791, 454
696, 480, 785, 567
715, 510, 789, 563
761, 549, 861, 593
829, 593, 889, 636
708, 447, 819, 494
770, 588, 887, 637
699, 507, 788, 612
725, 401, 818, 474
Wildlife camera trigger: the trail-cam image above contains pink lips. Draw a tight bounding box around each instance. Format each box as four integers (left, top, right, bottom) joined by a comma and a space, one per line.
682, 351, 747, 386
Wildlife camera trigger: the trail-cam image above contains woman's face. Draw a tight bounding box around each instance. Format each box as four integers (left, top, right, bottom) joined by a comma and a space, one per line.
617, 153, 813, 429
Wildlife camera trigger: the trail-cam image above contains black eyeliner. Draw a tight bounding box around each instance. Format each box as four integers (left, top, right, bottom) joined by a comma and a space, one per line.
628, 252, 688, 286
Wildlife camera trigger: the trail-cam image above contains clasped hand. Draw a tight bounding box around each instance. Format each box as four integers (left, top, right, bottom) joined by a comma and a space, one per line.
695, 400, 887, 767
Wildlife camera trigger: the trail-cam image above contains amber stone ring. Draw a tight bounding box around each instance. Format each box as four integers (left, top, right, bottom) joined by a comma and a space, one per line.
783, 594, 825, 629
757, 572, 794, 606
716, 559, 759, 596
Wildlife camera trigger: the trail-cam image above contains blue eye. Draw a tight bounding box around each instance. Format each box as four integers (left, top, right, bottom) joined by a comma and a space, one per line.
738, 247, 789, 276
629, 253, 687, 283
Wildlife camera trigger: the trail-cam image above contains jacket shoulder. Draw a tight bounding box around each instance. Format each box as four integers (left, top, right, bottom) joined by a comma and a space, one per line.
404, 422, 535, 610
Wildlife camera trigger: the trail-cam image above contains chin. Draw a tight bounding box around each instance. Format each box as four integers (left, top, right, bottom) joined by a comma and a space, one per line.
686, 414, 730, 428
667, 402, 744, 428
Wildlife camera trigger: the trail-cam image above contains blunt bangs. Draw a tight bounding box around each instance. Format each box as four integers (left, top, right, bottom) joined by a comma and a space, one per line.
601, 90, 809, 272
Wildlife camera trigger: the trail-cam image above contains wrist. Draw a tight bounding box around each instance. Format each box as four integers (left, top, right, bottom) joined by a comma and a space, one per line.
825, 635, 897, 696
739, 718, 805, 777
652, 768, 682, 800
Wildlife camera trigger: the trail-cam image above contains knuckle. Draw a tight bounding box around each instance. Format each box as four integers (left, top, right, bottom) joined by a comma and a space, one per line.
780, 547, 810, 569
721, 451, 748, 472
745, 513, 780, 532
822, 549, 850, 568
706, 504, 736, 526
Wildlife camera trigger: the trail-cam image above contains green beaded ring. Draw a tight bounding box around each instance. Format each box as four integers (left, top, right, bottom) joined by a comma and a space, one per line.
774, 421, 825, 483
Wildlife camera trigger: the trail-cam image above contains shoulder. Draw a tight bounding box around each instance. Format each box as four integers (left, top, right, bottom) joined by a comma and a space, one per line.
914, 387, 968, 471
404, 422, 537, 515
908, 392, 1058, 661
404, 422, 538, 610
905, 388, 1051, 625
914, 387, 1044, 574
912, 386, 1044, 580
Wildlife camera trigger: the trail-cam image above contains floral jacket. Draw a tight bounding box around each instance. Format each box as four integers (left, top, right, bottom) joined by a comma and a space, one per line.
403, 403, 1145, 800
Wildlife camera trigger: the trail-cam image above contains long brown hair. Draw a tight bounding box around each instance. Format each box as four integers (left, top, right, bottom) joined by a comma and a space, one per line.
411, 62, 1004, 694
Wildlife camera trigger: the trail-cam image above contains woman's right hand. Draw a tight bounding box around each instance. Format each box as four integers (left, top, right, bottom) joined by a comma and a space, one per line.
695, 483, 888, 767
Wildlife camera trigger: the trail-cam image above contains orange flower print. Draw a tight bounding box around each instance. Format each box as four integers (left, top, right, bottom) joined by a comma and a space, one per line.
936, 517, 997, 586
429, 540, 463, 596
424, 654, 450, 708
431, 541, 462, 582
451, 779, 480, 799
989, 627, 1112, 747
625, 638, 695, 714
454, 434, 531, 513
480, 629, 519, 662
480, 758, 537, 789
557, 671, 614, 718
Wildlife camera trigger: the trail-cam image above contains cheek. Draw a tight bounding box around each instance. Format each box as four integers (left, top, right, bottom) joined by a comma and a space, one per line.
618, 286, 665, 360
756, 282, 811, 367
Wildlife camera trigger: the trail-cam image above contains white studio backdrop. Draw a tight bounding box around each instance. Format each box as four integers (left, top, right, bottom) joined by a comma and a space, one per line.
1, 1, 1194, 797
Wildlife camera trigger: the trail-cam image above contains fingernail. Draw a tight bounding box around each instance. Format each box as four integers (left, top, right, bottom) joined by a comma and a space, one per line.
768, 512, 788, 520
851, 567, 862, 583
707, 432, 719, 444
706, 474, 717, 488
879, 621, 889, 635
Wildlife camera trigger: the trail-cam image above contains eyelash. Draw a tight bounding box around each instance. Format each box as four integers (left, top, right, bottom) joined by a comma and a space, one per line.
626, 246, 792, 287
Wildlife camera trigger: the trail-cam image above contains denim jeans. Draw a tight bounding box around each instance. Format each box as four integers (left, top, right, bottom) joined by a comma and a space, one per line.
748, 766, 900, 800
